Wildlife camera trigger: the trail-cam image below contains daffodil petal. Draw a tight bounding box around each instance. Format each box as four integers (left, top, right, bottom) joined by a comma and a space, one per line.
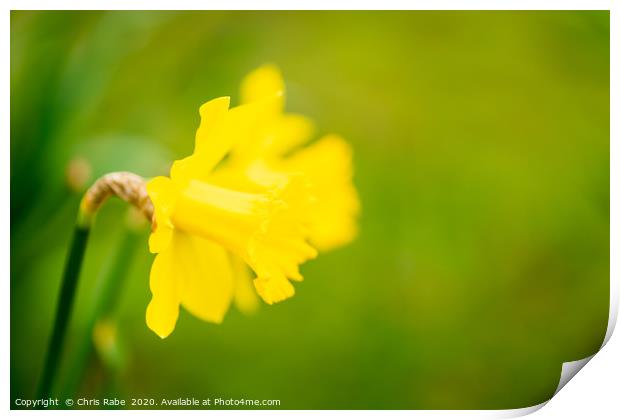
146, 176, 177, 253
194, 96, 231, 155
148, 224, 174, 254
146, 246, 180, 338
264, 114, 315, 156
168, 97, 232, 182
240, 64, 285, 114
253, 275, 295, 305
231, 256, 259, 314
179, 99, 274, 180
285, 134, 360, 251
173, 232, 234, 324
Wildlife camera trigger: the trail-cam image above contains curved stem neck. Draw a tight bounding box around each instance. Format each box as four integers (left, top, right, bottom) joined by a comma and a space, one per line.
79, 172, 153, 227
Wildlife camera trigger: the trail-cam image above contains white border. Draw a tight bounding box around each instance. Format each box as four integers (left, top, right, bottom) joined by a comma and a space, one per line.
3, 2, 617, 419
1, 0, 616, 11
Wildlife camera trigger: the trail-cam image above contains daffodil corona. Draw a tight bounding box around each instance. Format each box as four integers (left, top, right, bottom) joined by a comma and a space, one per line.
145, 66, 360, 338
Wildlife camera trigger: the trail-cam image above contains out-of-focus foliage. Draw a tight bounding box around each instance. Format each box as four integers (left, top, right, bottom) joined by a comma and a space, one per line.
10, 11, 609, 409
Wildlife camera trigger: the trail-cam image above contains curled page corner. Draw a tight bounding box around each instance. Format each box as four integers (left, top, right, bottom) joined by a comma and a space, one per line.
496, 350, 602, 418
549, 298, 617, 395
552, 289, 618, 398
553, 355, 595, 396
495, 401, 547, 418
602, 292, 618, 347
496, 281, 618, 418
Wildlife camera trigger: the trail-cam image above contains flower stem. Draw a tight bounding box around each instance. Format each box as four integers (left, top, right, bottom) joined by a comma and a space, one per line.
37, 219, 91, 399
60, 210, 145, 398
37, 172, 152, 400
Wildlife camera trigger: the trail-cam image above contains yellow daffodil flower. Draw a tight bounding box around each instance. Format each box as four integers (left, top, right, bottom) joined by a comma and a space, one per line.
146, 96, 317, 338
145, 66, 359, 338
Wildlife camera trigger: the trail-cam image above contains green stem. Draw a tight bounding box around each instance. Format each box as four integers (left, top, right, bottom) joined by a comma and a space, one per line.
61, 226, 141, 398
36, 171, 151, 402
37, 220, 91, 399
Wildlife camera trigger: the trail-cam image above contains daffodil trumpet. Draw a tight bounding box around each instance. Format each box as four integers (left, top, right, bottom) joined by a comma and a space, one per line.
38, 172, 153, 400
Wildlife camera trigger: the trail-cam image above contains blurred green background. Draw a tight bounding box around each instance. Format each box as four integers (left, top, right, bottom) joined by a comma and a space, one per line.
10, 11, 609, 409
